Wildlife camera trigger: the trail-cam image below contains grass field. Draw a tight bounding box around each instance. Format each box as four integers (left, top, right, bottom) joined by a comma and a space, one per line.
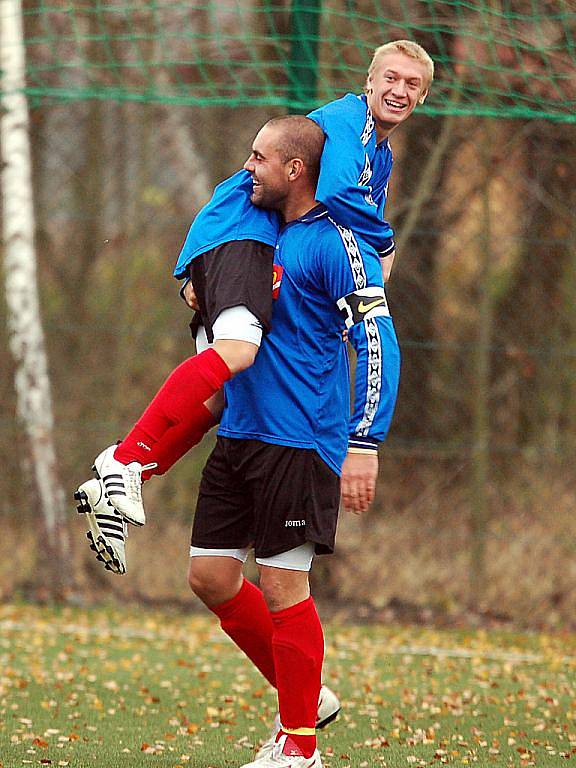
1, 604, 576, 767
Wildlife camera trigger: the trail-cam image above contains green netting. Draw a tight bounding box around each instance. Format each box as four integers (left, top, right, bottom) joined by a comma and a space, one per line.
7, 1, 576, 121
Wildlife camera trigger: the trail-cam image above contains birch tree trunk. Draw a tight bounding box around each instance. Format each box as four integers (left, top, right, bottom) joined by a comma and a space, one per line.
1, 0, 70, 596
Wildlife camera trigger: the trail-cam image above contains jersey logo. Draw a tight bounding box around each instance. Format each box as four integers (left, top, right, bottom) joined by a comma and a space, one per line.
358, 297, 386, 313
272, 264, 284, 299
337, 288, 390, 329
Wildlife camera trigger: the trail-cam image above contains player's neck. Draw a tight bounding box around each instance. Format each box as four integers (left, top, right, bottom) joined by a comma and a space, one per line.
376, 121, 396, 143
282, 192, 318, 223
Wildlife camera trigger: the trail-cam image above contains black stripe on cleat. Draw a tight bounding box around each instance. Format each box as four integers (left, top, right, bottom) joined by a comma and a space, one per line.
317, 709, 340, 729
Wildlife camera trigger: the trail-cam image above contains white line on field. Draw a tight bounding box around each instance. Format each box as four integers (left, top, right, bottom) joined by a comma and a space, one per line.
0, 619, 193, 642
1, 619, 574, 665
388, 645, 563, 664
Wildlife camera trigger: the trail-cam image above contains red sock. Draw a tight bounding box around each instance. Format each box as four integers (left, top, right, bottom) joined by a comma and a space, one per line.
211, 579, 276, 688
114, 349, 230, 465
141, 404, 216, 480
271, 596, 324, 758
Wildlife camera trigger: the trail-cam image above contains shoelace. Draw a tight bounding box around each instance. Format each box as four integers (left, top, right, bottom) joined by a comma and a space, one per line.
125, 462, 157, 500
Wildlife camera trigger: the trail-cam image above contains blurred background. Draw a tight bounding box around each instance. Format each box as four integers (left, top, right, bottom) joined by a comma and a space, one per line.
1, 0, 575, 627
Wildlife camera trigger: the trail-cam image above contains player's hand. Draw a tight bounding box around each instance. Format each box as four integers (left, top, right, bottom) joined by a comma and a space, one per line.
340, 451, 378, 515
183, 280, 200, 310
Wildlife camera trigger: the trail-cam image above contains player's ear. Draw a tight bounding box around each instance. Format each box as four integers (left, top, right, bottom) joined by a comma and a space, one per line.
418, 88, 428, 105
288, 157, 304, 181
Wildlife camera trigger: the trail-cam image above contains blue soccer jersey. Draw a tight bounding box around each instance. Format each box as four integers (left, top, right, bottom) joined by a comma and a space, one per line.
218, 206, 401, 475
173, 94, 394, 279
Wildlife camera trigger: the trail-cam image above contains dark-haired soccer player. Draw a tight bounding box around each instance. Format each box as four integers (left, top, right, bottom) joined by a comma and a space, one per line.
187, 115, 399, 768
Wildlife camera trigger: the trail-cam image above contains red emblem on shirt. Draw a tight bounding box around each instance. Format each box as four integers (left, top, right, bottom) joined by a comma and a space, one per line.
272, 264, 284, 299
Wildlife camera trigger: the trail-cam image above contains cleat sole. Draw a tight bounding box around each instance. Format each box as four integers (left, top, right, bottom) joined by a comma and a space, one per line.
81, 482, 127, 575
75, 489, 91, 515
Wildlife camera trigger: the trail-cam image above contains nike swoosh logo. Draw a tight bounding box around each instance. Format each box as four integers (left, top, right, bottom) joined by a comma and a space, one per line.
358, 298, 386, 313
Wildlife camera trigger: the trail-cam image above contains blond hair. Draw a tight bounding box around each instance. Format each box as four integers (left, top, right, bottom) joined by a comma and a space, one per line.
367, 40, 434, 93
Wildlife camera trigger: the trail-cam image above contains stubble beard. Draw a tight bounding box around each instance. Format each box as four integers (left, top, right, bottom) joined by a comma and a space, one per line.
251, 185, 284, 211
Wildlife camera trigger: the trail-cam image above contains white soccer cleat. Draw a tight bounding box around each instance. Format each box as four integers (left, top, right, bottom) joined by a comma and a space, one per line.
92, 444, 156, 526
241, 734, 322, 768
316, 685, 341, 729
254, 686, 340, 761
75, 477, 128, 575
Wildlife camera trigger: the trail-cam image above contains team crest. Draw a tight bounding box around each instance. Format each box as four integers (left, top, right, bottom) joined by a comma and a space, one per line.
272, 264, 284, 299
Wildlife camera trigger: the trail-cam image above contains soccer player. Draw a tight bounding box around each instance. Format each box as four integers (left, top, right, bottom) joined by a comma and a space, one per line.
186, 114, 399, 768
77, 40, 433, 527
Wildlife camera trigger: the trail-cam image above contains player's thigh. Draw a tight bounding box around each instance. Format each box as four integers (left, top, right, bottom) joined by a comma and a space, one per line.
191, 437, 254, 551
246, 443, 340, 560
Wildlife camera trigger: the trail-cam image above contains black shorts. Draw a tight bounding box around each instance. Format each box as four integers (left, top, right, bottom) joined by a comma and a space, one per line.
189, 240, 274, 343
191, 437, 341, 558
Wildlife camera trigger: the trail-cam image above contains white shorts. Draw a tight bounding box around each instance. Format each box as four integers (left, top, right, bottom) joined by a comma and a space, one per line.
189, 541, 315, 572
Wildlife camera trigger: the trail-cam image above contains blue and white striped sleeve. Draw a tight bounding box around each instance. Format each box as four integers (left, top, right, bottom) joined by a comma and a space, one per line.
347, 314, 400, 453
326, 221, 400, 453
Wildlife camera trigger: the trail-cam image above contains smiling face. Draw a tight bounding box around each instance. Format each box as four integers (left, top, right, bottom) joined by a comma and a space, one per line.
243, 124, 292, 210
366, 51, 429, 139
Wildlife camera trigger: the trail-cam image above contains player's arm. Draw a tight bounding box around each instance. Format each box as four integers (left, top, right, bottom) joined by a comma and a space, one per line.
321, 223, 400, 513
309, 98, 395, 256
324, 227, 400, 514
343, 298, 400, 513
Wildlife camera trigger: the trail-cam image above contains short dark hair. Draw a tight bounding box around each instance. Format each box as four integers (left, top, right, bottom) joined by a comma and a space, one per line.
264, 115, 325, 186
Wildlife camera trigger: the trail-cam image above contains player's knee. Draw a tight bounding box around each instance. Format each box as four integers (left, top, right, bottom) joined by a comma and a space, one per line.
188, 558, 239, 606
259, 567, 310, 613
188, 561, 219, 603
259, 577, 284, 613
214, 339, 258, 375
187, 563, 206, 598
